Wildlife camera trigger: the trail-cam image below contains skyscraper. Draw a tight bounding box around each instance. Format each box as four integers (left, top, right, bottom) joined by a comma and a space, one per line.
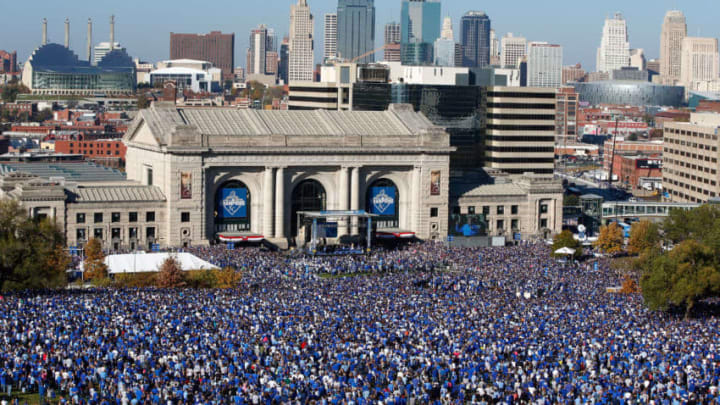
527, 42, 563, 88
434, 16, 458, 66
596, 13, 630, 73
660, 10, 687, 84
170, 31, 235, 80
337, 0, 375, 63
279, 37, 290, 84
324, 13, 338, 62
501, 33, 526, 68
384, 22, 401, 62
400, 0, 441, 65
247, 25, 268, 75
490, 29, 500, 65
289, 0, 315, 82
680, 37, 720, 89
460, 11, 491, 68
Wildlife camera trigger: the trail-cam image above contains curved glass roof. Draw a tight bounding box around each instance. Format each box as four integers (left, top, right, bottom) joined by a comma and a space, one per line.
29, 43, 134, 74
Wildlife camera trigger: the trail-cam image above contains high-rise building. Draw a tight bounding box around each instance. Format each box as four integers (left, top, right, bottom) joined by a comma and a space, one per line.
170, 31, 235, 80
562, 64, 586, 84
247, 25, 268, 75
400, 0, 441, 65
490, 29, 500, 66
680, 37, 720, 89
279, 37, 290, 84
324, 13, 338, 62
663, 113, 720, 203
629, 49, 646, 71
527, 42, 563, 88
556, 87, 579, 142
501, 33, 526, 68
460, 11, 491, 68
337, 0, 375, 63
434, 16, 459, 66
289, 0, 315, 82
384, 22, 401, 62
0, 50, 19, 73
659, 10, 687, 84
596, 13, 630, 73
485, 87, 556, 174
94, 42, 124, 66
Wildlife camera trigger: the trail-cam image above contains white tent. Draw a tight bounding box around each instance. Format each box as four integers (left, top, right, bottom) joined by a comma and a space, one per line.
554, 247, 576, 256
101, 252, 219, 274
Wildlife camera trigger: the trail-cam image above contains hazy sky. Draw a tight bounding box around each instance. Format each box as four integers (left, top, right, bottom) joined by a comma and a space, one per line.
2, 0, 718, 70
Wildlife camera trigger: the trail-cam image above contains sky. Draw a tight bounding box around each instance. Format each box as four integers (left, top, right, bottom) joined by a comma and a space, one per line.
2, 0, 719, 70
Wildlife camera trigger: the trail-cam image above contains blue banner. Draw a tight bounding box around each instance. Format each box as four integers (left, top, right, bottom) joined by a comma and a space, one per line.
369, 187, 396, 216
219, 188, 248, 219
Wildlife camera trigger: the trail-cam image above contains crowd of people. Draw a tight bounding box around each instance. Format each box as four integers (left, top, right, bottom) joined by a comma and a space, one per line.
0, 242, 719, 404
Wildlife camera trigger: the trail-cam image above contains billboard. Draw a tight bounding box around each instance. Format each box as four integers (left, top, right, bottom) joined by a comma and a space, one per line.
218, 188, 248, 219
449, 214, 486, 237
369, 187, 396, 216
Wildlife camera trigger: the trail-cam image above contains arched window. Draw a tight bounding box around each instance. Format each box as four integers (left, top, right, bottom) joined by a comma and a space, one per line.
291, 180, 326, 237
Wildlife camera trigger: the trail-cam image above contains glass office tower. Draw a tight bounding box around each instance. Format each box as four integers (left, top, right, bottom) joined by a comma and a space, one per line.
337, 0, 375, 63
400, 0, 441, 65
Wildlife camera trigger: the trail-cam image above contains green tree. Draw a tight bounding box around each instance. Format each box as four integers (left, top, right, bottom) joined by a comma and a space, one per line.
137, 93, 150, 110
1, 82, 30, 103
156, 256, 186, 288
641, 239, 720, 318
627, 220, 661, 256
216, 266, 242, 289
0, 199, 68, 291
664, 205, 720, 252
83, 238, 108, 282
33, 108, 53, 123
552, 230, 581, 258
594, 223, 625, 255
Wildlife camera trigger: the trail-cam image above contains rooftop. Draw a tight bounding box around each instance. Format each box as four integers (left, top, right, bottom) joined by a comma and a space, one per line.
0, 161, 126, 183
70, 185, 165, 202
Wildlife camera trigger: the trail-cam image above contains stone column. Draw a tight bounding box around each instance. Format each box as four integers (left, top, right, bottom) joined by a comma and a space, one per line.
263, 167, 274, 238
411, 166, 421, 233
338, 167, 350, 236
274, 167, 285, 239
350, 167, 360, 234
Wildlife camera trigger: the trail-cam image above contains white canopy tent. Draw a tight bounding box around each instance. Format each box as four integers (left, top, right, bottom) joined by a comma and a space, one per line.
554, 247, 577, 256
93, 252, 219, 274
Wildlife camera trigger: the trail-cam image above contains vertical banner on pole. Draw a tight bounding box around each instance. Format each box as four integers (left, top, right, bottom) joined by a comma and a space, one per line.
367, 217, 372, 252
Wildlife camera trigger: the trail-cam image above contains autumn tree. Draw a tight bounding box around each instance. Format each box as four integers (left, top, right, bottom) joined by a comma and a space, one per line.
0, 199, 68, 291
216, 266, 242, 289
627, 220, 661, 256
594, 223, 624, 255
83, 238, 108, 282
156, 256, 186, 288
641, 239, 720, 318
552, 230, 582, 259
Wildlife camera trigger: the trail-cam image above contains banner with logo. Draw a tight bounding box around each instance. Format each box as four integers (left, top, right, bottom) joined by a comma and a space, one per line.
219, 188, 248, 219
369, 187, 396, 216
180, 172, 192, 199
430, 171, 441, 196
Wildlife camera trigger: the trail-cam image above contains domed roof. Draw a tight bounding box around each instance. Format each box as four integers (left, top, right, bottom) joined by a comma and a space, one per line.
28, 43, 91, 73
98, 48, 134, 68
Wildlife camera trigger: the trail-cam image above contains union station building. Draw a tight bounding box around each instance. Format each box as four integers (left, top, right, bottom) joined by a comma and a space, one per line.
0, 103, 563, 250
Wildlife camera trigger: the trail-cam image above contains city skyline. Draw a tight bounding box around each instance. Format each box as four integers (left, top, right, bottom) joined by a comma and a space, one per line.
1, 0, 719, 69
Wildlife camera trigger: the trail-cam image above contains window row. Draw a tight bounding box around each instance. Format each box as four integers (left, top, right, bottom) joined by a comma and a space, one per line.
76, 211, 156, 224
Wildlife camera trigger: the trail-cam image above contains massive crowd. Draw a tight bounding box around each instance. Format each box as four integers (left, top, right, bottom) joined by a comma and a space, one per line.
1, 243, 719, 404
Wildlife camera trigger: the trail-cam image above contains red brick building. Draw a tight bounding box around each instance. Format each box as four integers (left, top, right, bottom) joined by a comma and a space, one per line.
0, 50, 17, 73
619, 156, 662, 189
54, 139, 127, 168
170, 31, 235, 80
696, 100, 720, 114
603, 139, 663, 174
556, 87, 579, 141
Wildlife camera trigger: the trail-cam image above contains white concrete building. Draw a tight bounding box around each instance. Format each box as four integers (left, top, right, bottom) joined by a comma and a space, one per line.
659, 10, 687, 85
93, 42, 123, 66
149, 67, 218, 93
500, 33, 526, 68
527, 42, 562, 88
324, 13, 338, 62
289, 0, 315, 82
596, 13, 630, 73
680, 37, 720, 91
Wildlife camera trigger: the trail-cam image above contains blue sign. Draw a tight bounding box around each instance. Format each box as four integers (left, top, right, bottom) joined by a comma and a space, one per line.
369, 187, 396, 216
69, 246, 79, 256
151, 244, 160, 252
227, 242, 235, 250
593, 261, 599, 271
219, 188, 248, 219
513, 233, 522, 241
447, 235, 454, 242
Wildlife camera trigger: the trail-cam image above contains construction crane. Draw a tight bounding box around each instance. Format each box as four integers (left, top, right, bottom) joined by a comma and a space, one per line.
348, 44, 388, 63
